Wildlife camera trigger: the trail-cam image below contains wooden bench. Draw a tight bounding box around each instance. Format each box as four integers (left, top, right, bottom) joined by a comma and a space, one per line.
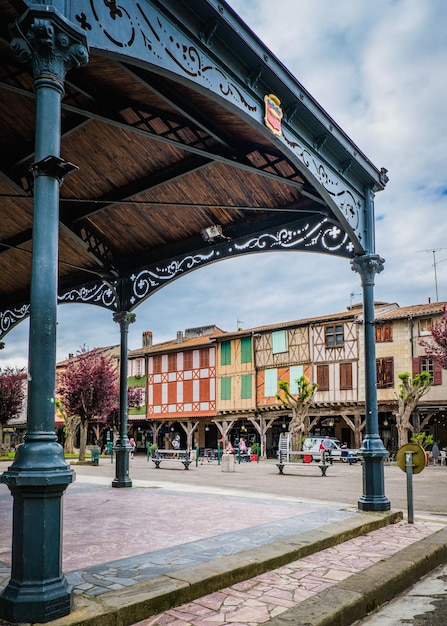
151, 449, 192, 470
276, 451, 330, 476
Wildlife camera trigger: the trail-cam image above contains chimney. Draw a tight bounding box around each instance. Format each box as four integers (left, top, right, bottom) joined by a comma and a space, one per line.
142, 331, 153, 348
176, 331, 183, 343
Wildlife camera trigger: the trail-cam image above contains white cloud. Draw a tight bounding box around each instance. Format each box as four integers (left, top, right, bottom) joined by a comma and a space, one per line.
2, 0, 447, 366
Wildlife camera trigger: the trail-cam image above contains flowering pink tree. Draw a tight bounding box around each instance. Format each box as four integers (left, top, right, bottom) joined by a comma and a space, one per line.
419, 307, 447, 368
57, 349, 119, 461
0, 367, 27, 449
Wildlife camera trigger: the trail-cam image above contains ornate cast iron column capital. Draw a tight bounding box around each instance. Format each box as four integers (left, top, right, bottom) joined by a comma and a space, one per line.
9, 6, 88, 84
113, 311, 136, 329
351, 253, 385, 286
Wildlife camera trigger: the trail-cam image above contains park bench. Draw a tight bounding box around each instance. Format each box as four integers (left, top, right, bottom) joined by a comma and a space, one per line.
276, 450, 330, 476
151, 449, 192, 470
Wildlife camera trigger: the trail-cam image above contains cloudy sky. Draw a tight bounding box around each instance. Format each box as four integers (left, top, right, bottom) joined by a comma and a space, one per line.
1, 0, 447, 369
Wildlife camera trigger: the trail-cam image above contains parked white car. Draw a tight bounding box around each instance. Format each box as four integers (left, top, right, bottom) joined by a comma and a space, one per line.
302, 437, 361, 463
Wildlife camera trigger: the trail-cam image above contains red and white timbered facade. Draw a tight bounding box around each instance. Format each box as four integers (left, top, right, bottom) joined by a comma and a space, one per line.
147, 341, 216, 419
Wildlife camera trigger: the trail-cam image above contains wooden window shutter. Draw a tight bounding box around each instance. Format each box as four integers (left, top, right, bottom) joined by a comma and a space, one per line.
412, 357, 420, 378
317, 364, 329, 391
241, 374, 252, 399
240, 337, 252, 363
384, 357, 394, 386
184, 351, 193, 370
376, 357, 394, 388
433, 360, 443, 385
183, 380, 193, 402
264, 368, 278, 396
221, 341, 231, 366
199, 377, 210, 400
340, 363, 352, 390
168, 353, 176, 372
200, 349, 209, 368
221, 377, 231, 400
383, 323, 393, 341
168, 381, 176, 403
272, 330, 287, 354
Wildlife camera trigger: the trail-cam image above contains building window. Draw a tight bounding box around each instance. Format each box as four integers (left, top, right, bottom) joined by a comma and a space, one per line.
419, 318, 432, 336
376, 357, 394, 388
339, 363, 353, 390
375, 322, 393, 342
183, 351, 193, 370
221, 376, 231, 400
272, 330, 287, 354
241, 374, 252, 399
168, 353, 177, 372
199, 348, 209, 368
240, 337, 252, 363
289, 365, 304, 394
153, 355, 162, 374
316, 364, 329, 391
264, 368, 278, 397
415, 356, 442, 385
221, 341, 231, 366
325, 325, 344, 347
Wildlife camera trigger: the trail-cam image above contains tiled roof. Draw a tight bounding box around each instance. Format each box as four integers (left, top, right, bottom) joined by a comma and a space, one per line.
56, 345, 120, 367
128, 329, 226, 356
376, 302, 447, 320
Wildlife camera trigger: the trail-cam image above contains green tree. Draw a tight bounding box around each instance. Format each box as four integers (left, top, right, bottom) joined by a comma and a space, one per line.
395, 372, 432, 448
410, 431, 434, 450
276, 376, 319, 450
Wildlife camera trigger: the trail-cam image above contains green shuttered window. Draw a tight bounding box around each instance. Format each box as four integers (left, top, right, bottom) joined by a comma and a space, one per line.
221, 376, 231, 400
241, 374, 252, 399
221, 341, 231, 366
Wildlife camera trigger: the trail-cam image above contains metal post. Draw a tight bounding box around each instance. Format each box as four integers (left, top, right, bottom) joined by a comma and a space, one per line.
351, 197, 390, 512
0, 8, 88, 623
406, 451, 414, 524
112, 311, 135, 488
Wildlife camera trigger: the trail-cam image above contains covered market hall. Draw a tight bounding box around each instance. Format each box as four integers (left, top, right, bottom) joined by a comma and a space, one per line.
0, 0, 389, 621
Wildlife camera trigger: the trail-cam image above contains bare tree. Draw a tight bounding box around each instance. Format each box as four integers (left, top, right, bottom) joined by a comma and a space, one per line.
395, 372, 432, 448
276, 376, 319, 450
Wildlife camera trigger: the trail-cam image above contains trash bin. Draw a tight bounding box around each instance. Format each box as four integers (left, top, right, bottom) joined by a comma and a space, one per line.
221, 453, 235, 472
91, 447, 100, 466
303, 454, 312, 464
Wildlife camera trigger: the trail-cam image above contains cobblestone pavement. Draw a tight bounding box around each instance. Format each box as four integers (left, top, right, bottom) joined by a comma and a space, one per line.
0, 474, 359, 598
132, 521, 443, 626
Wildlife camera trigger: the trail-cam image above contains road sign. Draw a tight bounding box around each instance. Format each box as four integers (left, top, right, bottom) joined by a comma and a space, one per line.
397, 443, 426, 475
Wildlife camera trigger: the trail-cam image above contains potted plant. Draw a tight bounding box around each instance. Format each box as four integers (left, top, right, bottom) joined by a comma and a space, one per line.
410, 432, 434, 465
149, 443, 158, 459
250, 442, 259, 462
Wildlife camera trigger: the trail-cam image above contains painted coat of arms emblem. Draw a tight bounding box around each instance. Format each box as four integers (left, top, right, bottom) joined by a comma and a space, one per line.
264, 93, 283, 136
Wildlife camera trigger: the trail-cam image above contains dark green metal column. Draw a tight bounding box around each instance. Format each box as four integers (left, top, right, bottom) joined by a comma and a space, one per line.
0, 7, 88, 624
112, 311, 135, 488
351, 188, 390, 512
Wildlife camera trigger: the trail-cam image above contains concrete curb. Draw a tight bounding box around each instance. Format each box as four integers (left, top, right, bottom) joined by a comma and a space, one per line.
43, 510, 402, 626
263, 526, 447, 626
